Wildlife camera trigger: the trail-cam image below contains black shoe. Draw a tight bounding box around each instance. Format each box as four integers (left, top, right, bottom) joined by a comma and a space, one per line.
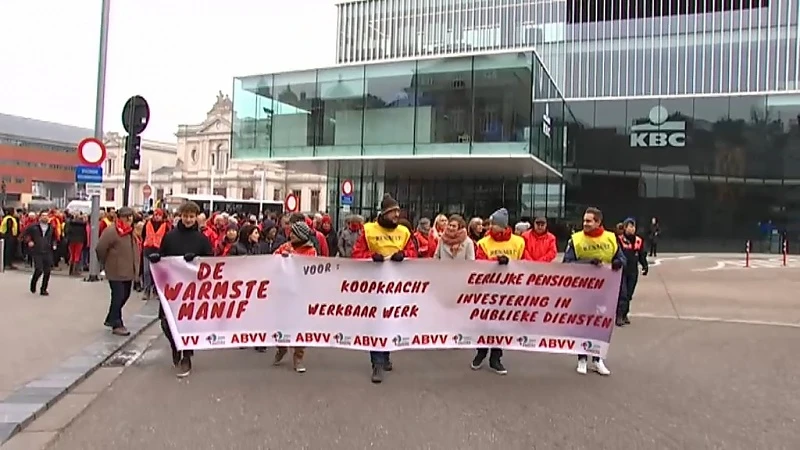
39, 290, 49, 296
489, 360, 508, 375
177, 356, 192, 378
384, 361, 393, 372
30, 284, 36, 294
471, 353, 485, 370
254, 347, 266, 353
623, 316, 631, 325
171, 349, 181, 367
615, 318, 625, 327
371, 365, 384, 383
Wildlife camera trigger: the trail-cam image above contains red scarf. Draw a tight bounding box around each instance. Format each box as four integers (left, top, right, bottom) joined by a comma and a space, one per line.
584, 226, 605, 238
115, 219, 133, 236
488, 227, 512, 242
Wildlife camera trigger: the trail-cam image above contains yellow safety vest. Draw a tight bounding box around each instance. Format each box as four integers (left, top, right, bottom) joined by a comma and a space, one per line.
363, 222, 410, 258
570, 231, 618, 264
477, 234, 525, 260
0, 216, 18, 236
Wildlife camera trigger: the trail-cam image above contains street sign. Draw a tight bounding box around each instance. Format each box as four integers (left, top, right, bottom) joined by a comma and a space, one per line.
284, 193, 299, 212
341, 194, 353, 206
341, 204, 351, 213
85, 183, 102, 196
142, 184, 152, 197
77, 137, 107, 166
76, 166, 103, 183
122, 95, 150, 135
341, 179, 354, 196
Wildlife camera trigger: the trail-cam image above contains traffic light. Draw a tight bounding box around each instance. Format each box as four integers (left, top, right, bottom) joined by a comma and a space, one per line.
124, 135, 141, 170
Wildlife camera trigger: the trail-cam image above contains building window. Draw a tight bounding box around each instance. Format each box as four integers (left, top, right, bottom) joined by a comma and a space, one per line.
310, 189, 321, 212
187, 187, 198, 194
105, 158, 115, 175
292, 189, 302, 209
210, 153, 216, 169
273, 188, 282, 201
242, 187, 254, 199
213, 187, 227, 196
104, 188, 115, 202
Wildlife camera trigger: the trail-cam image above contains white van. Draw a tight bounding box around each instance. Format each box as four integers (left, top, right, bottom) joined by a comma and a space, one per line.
65, 200, 117, 215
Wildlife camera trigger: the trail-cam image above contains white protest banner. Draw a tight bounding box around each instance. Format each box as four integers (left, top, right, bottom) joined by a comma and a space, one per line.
151, 256, 621, 357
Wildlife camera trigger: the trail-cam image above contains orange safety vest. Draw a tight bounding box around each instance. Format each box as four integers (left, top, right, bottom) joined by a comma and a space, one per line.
143, 220, 168, 249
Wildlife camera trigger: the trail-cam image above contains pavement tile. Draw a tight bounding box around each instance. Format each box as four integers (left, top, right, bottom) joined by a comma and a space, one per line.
24, 379, 74, 390
26, 394, 96, 432
0, 424, 17, 445
1, 388, 65, 407
0, 431, 57, 450
70, 368, 124, 395
58, 355, 105, 372
0, 403, 42, 424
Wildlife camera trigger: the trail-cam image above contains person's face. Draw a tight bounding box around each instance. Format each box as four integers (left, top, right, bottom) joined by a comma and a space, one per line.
474, 222, 483, 234
119, 215, 133, 226
384, 209, 399, 224
249, 229, 260, 242
226, 229, 237, 240
181, 212, 198, 228
490, 224, 504, 235
446, 220, 459, 234
38, 212, 49, 223
625, 223, 636, 235
215, 217, 225, 228
583, 213, 600, 232
107, 211, 116, 220
436, 217, 447, 230
290, 232, 303, 244
267, 228, 277, 240
281, 217, 290, 230
153, 211, 163, 221
534, 220, 547, 233
321, 222, 331, 232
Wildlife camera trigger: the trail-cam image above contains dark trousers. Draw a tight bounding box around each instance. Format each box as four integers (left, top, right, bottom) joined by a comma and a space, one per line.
370, 351, 390, 366
2, 236, 16, 267
160, 308, 194, 359
648, 242, 658, 257
105, 280, 132, 328
475, 348, 503, 362
616, 272, 635, 319
30, 253, 53, 292
577, 355, 601, 362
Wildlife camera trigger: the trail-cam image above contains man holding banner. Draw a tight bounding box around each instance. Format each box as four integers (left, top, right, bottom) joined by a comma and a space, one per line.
351, 193, 418, 384
563, 206, 626, 376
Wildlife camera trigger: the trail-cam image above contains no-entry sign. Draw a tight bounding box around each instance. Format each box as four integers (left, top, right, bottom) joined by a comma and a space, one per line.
341, 179, 354, 196
77, 138, 107, 166
284, 193, 299, 212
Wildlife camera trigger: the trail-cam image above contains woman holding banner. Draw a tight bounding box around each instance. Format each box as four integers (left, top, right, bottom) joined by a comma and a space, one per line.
471, 208, 525, 375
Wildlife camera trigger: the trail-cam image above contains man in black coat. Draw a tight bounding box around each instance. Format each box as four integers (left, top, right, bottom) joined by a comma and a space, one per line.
21, 211, 58, 296
146, 201, 212, 378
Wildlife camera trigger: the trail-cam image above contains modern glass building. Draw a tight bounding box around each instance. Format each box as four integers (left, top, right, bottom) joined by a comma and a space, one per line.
233, 0, 800, 250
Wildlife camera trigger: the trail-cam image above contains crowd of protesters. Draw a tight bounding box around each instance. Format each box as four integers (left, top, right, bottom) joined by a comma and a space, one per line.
1, 196, 651, 384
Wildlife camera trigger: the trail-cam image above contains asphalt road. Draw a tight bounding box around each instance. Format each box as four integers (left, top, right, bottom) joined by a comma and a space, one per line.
31, 255, 800, 449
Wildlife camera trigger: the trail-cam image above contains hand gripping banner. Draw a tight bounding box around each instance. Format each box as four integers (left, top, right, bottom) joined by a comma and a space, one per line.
151, 255, 621, 357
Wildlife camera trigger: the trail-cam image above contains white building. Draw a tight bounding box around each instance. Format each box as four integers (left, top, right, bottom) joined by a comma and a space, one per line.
102, 92, 327, 211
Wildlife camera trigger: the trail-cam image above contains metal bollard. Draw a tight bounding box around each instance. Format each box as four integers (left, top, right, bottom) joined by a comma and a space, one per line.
745, 240, 751, 268
0, 238, 4, 273
783, 239, 788, 267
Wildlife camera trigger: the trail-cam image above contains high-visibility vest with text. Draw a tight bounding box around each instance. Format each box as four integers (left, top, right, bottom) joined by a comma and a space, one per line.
363, 222, 410, 258
571, 231, 618, 264
477, 234, 525, 260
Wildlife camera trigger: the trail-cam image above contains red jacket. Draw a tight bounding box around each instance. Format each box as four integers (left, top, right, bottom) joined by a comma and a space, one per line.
521, 230, 557, 262
414, 231, 431, 258
352, 225, 417, 259
275, 242, 317, 256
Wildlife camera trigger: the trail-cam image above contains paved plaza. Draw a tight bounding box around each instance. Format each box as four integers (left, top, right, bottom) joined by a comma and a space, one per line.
2, 255, 799, 450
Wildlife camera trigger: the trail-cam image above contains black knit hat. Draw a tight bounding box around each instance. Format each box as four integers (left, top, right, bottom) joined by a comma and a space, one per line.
380, 194, 400, 215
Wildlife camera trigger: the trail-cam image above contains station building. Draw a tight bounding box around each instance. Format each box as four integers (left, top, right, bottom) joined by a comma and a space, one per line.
232, 0, 800, 251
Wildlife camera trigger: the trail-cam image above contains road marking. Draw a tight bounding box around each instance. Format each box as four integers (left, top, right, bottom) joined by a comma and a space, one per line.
630, 312, 800, 328
650, 255, 697, 267
693, 258, 800, 271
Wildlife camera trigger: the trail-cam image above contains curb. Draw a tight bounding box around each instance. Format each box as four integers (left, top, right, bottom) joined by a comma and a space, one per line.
0, 299, 160, 444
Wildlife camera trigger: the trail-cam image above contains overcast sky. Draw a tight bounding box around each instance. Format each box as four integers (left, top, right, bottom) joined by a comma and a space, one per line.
1, 0, 337, 141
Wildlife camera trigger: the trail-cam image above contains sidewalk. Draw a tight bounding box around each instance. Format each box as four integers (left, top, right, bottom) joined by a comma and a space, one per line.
0, 271, 158, 443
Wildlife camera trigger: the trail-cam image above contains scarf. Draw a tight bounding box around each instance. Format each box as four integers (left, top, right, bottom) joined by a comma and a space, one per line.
440, 228, 467, 255
584, 226, 605, 238
115, 219, 133, 237
488, 227, 512, 242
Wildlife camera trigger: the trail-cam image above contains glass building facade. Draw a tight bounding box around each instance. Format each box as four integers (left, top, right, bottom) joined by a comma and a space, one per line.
335, 0, 800, 97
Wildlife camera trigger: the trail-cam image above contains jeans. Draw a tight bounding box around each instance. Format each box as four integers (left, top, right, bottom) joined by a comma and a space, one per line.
105, 280, 132, 328
370, 351, 390, 366
31, 252, 53, 292
141, 254, 154, 294
475, 348, 503, 362
160, 313, 194, 359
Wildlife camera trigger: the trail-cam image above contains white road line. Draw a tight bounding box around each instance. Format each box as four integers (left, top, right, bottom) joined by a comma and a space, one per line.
629, 313, 800, 328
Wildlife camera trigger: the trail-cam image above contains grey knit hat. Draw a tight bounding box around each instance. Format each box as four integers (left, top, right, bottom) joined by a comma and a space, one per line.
490, 208, 509, 228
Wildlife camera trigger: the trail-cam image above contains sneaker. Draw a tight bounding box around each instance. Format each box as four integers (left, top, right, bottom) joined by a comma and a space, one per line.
623, 316, 631, 325
371, 365, 384, 383
273, 350, 286, 365
470, 354, 485, 370
576, 359, 588, 375
176, 356, 192, 378
384, 361, 393, 372
590, 359, 611, 376
489, 360, 507, 375
294, 362, 306, 373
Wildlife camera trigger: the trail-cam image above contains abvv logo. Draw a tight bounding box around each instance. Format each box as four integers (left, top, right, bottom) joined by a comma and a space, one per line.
272, 331, 291, 344
333, 332, 352, 346
517, 336, 537, 348
392, 335, 410, 347
452, 334, 473, 345
581, 340, 601, 355
206, 333, 225, 346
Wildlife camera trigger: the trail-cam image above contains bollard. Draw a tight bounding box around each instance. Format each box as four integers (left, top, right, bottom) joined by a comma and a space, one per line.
745, 240, 751, 268
783, 239, 788, 267
0, 238, 4, 273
